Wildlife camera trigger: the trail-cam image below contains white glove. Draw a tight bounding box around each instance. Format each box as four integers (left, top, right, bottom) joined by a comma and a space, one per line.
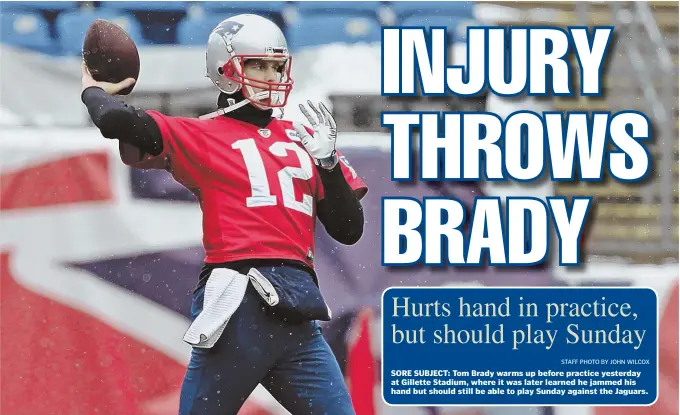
293, 100, 338, 170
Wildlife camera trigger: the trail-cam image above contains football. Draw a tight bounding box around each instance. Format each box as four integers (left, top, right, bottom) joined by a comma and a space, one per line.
82, 19, 140, 96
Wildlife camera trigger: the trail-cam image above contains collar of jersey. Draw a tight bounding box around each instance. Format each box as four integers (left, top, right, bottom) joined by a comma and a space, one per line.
216, 92, 274, 129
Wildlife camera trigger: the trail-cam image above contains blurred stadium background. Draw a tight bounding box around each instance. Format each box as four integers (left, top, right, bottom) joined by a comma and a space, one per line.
0, 1, 677, 415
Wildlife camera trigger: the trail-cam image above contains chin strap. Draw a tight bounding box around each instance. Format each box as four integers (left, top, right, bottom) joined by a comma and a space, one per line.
199, 91, 273, 120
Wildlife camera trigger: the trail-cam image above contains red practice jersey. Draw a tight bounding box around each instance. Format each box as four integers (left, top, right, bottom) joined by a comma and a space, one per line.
119, 111, 368, 267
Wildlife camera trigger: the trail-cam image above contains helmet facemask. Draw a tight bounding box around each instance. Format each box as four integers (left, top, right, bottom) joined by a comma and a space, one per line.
219, 54, 294, 110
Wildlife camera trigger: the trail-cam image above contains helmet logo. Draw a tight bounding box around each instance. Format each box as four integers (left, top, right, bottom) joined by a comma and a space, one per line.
217, 21, 244, 35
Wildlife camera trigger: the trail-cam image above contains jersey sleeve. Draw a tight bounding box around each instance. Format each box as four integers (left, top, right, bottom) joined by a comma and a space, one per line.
315, 149, 368, 202
336, 149, 368, 200
118, 142, 169, 170
118, 110, 204, 189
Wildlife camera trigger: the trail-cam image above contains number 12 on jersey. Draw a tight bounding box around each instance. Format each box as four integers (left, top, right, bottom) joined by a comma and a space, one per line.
232, 138, 314, 217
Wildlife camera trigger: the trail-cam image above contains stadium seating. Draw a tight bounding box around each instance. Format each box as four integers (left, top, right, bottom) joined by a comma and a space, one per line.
390, 1, 475, 19
177, 14, 237, 46
293, 1, 384, 17
199, 1, 286, 15
55, 9, 146, 55
0, 1, 78, 12
0, 11, 54, 53
401, 15, 472, 42
98, 1, 189, 12
0, 2, 480, 53
287, 15, 382, 50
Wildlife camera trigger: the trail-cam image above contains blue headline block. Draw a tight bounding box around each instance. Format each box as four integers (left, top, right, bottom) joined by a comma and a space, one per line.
381, 287, 658, 406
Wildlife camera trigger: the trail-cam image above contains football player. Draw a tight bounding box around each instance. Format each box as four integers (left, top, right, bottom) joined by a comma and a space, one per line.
81, 14, 366, 415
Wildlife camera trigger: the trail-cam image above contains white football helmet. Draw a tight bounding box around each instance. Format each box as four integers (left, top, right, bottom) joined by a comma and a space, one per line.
205, 14, 293, 112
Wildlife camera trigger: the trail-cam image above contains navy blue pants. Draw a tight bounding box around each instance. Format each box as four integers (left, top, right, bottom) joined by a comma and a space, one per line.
179, 267, 356, 415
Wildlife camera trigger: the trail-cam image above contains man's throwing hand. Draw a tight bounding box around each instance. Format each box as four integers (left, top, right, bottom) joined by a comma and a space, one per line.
81, 63, 136, 95
293, 101, 338, 170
